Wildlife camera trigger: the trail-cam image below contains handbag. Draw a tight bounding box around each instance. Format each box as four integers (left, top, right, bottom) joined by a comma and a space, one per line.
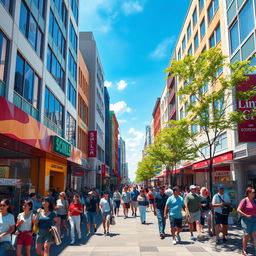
50, 226, 62, 245
110, 216, 116, 225
218, 195, 233, 215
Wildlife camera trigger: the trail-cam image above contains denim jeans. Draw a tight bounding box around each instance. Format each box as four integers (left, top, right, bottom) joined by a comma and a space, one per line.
138, 206, 146, 223
0, 241, 11, 256
156, 209, 166, 234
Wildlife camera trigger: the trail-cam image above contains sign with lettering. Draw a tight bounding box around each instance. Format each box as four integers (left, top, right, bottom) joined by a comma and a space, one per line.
237, 75, 256, 142
52, 136, 71, 157
0, 178, 22, 186
88, 131, 97, 157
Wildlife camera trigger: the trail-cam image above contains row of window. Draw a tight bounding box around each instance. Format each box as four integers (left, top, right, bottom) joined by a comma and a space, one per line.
68, 51, 77, 81
32, 0, 44, 17
14, 53, 40, 109
19, 1, 43, 58
201, 133, 228, 155
47, 46, 65, 90
78, 67, 89, 96
0, 31, 8, 84
229, 0, 254, 54
78, 127, 88, 154
69, 21, 78, 53
53, 0, 67, 27
78, 95, 89, 125
68, 80, 76, 107
70, 0, 79, 24
49, 10, 66, 58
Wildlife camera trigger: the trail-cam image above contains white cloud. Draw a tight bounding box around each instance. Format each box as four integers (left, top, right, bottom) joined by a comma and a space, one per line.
110, 101, 132, 115
104, 81, 112, 87
118, 119, 127, 124
122, 1, 143, 16
117, 80, 128, 90
150, 37, 176, 60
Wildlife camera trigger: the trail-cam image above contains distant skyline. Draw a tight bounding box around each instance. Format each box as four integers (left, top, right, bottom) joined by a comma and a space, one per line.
79, 0, 191, 181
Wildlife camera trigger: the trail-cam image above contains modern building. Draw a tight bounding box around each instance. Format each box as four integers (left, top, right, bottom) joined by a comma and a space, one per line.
160, 85, 169, 128
0, 0, 81, 215
118, 137, 126, 185
152, 98, 161, 138
79, 32, 105, 189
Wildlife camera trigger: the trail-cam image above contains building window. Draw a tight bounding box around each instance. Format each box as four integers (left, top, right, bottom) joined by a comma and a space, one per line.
182, 36, 186, 52
47, 46, 64, 90
209, 25, 221, 47
191, 123, 198, 133
53, 0, 67, 26
1, 0, 12, 13
48, 10, 66, 59
44, 87, 63, 131
70, 0, 78, 24
68, 80, 76, 108
32, 0, 45, 17
188, 45, 193, 55
208, 0, 219, 23
19, 1, 43, 58
14, 53, 40, 109
215, 132, 227, 152
66, 112, 76, 146
78, 128, 87, 154
199, 0, 204, 12
68, 51, 77, 81
180, 107, 184, 119
230, 21, 239, 54
194, 32, 199, 50
78, 95, 88, 125
200, 19, 206, 39
193, 8, 198, 27
190, 95, 196, 105
178, 48, 181, 60
0, 31, 9, 83
187, 22, 191, 40
69, 21, 77, 53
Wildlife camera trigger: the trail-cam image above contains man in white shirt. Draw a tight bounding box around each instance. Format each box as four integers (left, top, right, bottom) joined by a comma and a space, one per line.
99, 192, 113, 235
212, 185, 232, 244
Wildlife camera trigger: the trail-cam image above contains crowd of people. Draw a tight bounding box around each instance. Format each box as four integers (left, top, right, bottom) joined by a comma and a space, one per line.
0, 184, 256, 256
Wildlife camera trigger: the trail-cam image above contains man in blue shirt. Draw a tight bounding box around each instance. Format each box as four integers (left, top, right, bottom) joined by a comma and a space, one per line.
164, 186, 184, 245
130, 186, 139, 217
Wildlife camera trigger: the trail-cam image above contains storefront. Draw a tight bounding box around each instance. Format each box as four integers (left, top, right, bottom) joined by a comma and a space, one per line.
0, 96, 82, 213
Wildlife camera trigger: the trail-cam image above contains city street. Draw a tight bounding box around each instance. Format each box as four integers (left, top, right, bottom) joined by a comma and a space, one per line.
47, 210, 250, 256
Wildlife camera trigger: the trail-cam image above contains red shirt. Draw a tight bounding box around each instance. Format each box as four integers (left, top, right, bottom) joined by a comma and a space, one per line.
69, 202, 82, 216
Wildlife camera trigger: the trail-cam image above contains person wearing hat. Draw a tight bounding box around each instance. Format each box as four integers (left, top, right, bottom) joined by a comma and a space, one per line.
184, 185, 204, 241
84, 191, 99, 236
212, 184, 232, 244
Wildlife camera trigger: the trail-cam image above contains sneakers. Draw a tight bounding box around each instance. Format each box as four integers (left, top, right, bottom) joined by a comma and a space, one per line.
190, 235, 196, 241
176, 234, 181, 242
87, 232, 90, 236
94, 227, 97, 233
132, 212, 134, 216
172, 238, 177, 245
70, 239, 75, 245
160, 233, 164, 239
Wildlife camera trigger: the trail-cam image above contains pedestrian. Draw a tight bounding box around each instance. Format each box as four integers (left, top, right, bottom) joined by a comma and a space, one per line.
34, 195, 43, 212
34, 197, 59, 256
56, 192, 69, 238
148, 188, 155, 212
84, 191, 98, 236
137, 189, 149, 224
113, 188, 121, 217
68, 194, 83, 244
184, 185, 204, 241
28, 193, 37, 214
212, 184, 232, 244
237, 186, 256, 255
164, 186, 184, 245
16, 200, 34, 256
130, 186, 139, 217
154, 186, 168, 239
0, 199, 15, 256
99, 192, 113, 235
121, 187, 131, 219
199, 187, 212, 235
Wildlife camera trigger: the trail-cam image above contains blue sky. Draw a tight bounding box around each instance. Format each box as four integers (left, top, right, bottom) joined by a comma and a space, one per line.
79, 0, 191, 181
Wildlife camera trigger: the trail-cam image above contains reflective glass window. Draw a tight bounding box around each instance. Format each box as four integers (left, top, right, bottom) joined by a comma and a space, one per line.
23, 62, 34, 104
200, 19, 206, 39
36, 29, 42, 57
194, 32, 199, 50
193, 8, 197, 27
33, 74, 39, 108
28, 15, 37, 49
19, 1, 28, 36
199, 0, 204, 12
187, 22, 191, 40
14, 54, 25, 95
1, 0, 11, 13
0, 32, 8, 83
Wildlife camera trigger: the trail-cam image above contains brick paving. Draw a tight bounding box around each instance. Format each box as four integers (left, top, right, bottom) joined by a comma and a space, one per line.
47, 209, 254, 256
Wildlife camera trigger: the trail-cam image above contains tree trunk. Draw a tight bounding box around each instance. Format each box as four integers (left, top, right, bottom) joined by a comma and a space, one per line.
208, 160, 214, 198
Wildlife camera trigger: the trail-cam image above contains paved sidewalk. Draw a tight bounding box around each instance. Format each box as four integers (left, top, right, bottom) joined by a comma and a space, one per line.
55, 209, 252, 256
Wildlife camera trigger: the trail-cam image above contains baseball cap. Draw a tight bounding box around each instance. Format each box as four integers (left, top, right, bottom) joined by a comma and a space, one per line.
189, 185, 197, 190
218, 184, 225, 189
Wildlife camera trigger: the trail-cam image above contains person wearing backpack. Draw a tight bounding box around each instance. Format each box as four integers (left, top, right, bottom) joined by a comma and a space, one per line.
212, 184, 232, 244
237, 187, 256, 256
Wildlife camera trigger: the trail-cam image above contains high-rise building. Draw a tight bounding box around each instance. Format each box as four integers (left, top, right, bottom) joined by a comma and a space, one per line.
118, 137, 126, 185
0, 0, 81, 214
79, 32, 105, 188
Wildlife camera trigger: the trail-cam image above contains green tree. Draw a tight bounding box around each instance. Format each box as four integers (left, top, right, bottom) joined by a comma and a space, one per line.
166, 47, 256, 194
146, 120, 197, 185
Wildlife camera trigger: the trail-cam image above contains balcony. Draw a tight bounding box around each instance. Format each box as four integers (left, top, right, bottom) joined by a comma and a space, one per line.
168, 89, 175, 104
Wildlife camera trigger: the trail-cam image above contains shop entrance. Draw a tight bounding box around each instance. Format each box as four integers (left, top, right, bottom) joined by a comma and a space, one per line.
50, 171, 65, 191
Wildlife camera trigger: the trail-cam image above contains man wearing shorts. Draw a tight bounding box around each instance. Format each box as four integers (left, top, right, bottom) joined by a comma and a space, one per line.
99, 192, 113, 235
122, 187, 131, 219
84, 191, 98, 236
184, 185, 204, 241
130, 186, 139, 217
212, 185, 231, 244
164, 186, 184, 245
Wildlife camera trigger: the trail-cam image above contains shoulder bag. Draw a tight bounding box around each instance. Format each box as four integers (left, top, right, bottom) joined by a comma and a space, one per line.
218, 195, 233, 215
50, 225, 62, 245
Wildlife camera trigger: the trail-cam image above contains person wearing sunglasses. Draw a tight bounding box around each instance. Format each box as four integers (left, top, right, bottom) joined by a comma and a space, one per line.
0, 199, 15, 256
16, 200, 34, 256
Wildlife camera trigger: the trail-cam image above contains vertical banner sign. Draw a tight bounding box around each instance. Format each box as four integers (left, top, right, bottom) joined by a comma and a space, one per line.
237, 75, 256, 142
88, 131, 97, 157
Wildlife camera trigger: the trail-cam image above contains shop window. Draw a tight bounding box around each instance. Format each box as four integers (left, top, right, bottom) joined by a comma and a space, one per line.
0, 31, 9, 84
200, 19, 206, 40
66, 112, 76, 146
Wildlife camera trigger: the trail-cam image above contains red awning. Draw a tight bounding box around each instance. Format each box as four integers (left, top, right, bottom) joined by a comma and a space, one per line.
192, 152, 233, 170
